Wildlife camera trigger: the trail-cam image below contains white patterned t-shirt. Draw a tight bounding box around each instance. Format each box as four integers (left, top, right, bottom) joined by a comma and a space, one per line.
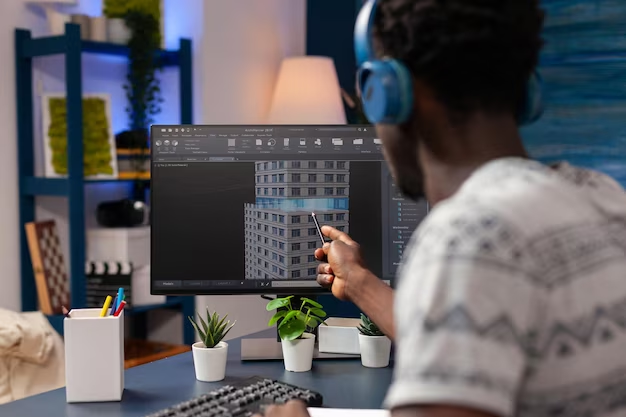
385, 157, 626, 417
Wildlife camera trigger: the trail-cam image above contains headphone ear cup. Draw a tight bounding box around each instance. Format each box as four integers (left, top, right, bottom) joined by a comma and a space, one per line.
518, 70, 544, 125
358, 59, 414, 125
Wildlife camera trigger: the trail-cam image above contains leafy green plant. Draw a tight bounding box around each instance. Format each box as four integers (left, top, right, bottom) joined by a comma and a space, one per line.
188, 308, 236, 348
266, 296, 327, 341
357, 314, 384, 337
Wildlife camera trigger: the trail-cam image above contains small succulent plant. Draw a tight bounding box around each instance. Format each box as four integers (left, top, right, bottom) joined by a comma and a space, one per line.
358, 314, 384, 336
188, 308, 236, 348
267, 296, 327, 341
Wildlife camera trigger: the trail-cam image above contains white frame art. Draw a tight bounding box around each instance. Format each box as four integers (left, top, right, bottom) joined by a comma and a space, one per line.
41, 93, 118, 179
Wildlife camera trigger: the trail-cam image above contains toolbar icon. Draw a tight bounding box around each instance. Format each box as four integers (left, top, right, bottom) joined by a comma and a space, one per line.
228, 139, 236, 147
353, 138, 363, 145
284, 138, 290, 146
268, 138, 276, 146
256, 139, 263, 146
299, 139, 306, 146
374, 138, 382, 145
314, 139, 322, 146
332, 138, 343, 146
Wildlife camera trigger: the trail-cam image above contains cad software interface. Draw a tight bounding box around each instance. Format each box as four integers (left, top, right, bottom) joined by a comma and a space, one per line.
150, 125, 429, 294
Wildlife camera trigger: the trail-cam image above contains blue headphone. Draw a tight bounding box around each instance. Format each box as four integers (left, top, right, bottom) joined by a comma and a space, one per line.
354, 0, 544, 126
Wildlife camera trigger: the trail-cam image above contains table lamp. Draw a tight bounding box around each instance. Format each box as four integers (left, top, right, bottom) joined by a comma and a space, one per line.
267, 56, 347, 124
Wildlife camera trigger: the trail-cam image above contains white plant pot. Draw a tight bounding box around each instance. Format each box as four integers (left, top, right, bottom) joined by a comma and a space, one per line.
281, 333, 315, 372
192, 341, 228, 382
358, 334, 391, 368
107, 18, 131, 45
90, 16, 107, 42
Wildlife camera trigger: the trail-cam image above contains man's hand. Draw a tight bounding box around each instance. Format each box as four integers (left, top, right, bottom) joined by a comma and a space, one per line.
315, 225, 367, 301
253, 400, 310, 417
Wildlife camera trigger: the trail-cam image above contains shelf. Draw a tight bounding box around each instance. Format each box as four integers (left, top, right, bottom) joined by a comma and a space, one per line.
17, 25, 180, 66
21, 176, 151, 196
127, 297, 188, 315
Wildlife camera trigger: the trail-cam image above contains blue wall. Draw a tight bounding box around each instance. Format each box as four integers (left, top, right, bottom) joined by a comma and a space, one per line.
523, 0, 626, 186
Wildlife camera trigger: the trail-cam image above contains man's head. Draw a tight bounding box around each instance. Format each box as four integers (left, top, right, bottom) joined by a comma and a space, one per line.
365, 0, 544, 201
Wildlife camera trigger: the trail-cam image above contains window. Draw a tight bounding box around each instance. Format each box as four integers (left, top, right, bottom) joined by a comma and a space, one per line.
325, 174, 334, 182
308, 255, 316, 262
292, 243, 300, 251
337, 174, 346, 182
336, 213, 345, 221
337, 161, 346, 169
264, 175, 268, 183
292, 257, 301, 265
264, 225, 268, 232
272, 161, 277, 169
256, 163, 262, 170
325, 161, 334, 169
308, 188, 317, 196
292, 161, 301, 168
257, 187, 261, 194
337, 226, 345, 232
264, 188, 269, 195
292, 270, 301, 278
279, 174, 284, 182
323, 214, 333, 221
279, 161, 284, 169
279, 242, 285, 250
292, 188, 301, 196
272, 174, 277, 183
272, 226, 278, 235
272, 188, 278, 196
272, 252, 278, 260
292, 173, 301, 182
279, 255, 285, 264
308, 241, 317, 249
258, 247, 262, 253
308, 161, 316, 169
337, 188, 346, 195
258, 258, 262, 265
324, 187, 334, 195
292, 215, 300, 224
272, 239, 277, 247
272, 265, 278, 273
264, 237, 268, 244
308, 268, 317, 276
272, 214, 278, 222
292, 229, 300, 237
256, 175, 261, 182
264, 261, 268, 268
308, 174, 317, 183
308, 228, 317, 236
257, 235, 262, 242
279, 229, 285, 237
279, 215, 285, 223
264, 162, 269, 170
264, 249, 269, 256
257, 212, 261, 218
264, 213, 269, 220
279, 268, 285, 277
279, 188, 285, 196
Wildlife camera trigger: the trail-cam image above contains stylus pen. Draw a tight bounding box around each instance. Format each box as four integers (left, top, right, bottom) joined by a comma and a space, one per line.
311, 212, 326, 246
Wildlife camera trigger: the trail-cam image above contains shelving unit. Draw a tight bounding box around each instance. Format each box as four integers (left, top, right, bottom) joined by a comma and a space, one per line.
15, 23, 195, 345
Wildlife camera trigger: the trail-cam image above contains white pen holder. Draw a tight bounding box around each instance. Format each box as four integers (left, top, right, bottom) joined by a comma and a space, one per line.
64, 308, 125, 403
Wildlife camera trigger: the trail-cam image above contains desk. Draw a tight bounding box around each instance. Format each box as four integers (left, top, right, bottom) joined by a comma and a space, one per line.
0, 330, 393, 416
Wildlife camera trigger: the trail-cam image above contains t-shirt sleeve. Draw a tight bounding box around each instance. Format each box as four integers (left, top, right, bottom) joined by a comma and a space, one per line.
384, 204, 541, 417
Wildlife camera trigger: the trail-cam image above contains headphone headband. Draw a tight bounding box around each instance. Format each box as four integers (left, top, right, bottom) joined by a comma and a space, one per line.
354, 0, 377, 67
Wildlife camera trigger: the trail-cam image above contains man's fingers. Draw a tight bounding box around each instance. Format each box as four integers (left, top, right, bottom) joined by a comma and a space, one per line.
321, 225, 356, 246
314, 248, 326, 260
317, 263, 332, 275
317, 274, 334, 288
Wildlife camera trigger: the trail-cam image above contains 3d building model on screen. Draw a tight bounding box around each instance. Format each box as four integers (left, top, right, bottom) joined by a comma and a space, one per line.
244, 160, 350, 280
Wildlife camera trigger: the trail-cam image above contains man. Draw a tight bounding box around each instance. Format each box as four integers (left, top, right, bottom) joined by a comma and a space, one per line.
261, 0, 626, 416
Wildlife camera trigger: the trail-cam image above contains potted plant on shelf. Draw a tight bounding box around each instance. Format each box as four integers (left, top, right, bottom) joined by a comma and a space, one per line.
357, 314, 391, 368
266, 296, 327, 372
188, 308, 236, 382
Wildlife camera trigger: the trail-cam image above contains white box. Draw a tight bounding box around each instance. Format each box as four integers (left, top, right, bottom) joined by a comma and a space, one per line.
87, 227, 150, 267
318, 317, 361, 355
64, 308, 124, 402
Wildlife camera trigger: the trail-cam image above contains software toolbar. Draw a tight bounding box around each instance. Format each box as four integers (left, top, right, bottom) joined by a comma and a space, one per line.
151, 125, 383, 161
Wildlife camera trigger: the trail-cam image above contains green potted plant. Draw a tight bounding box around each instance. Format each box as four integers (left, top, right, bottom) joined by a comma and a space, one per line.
357, 314, 391, 368
266, 296, 326, 372
188, 308, 236, 382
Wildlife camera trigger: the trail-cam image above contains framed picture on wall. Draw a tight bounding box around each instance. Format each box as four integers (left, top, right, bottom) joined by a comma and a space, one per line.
41, 93, 119, 179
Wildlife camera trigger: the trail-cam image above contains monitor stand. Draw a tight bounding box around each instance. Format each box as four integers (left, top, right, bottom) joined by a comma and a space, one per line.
240, 295, 360, 361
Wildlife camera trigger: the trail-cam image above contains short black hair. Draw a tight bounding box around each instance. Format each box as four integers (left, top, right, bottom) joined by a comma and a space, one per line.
372, 0, 545, 119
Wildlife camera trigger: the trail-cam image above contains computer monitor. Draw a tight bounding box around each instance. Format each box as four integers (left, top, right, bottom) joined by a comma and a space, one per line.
150, 125, 429, 298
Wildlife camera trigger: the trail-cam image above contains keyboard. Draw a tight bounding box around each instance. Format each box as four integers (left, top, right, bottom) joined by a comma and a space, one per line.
145, 376, 323, 417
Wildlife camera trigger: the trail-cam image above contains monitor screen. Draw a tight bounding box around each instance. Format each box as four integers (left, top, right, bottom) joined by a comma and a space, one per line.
150, 125, 429, 295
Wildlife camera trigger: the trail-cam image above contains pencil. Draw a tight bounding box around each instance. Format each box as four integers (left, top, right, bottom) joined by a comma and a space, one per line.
311, 212, 326, 246
100, 295, 113, 317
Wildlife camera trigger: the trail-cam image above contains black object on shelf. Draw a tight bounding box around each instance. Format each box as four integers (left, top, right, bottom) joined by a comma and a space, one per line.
97, 199, 149, 227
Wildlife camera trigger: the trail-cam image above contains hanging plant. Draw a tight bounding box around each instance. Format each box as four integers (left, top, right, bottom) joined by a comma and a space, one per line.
121, 10, 163, 177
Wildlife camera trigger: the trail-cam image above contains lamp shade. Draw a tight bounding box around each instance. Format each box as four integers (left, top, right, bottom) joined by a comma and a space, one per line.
267, 56, 347, 124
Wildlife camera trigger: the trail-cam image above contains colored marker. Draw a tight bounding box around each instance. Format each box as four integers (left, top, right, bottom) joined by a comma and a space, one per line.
109, 296, 118, 316
100, 295, 113, 317
113, 300, 126, 317
115, 288, 124, 311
